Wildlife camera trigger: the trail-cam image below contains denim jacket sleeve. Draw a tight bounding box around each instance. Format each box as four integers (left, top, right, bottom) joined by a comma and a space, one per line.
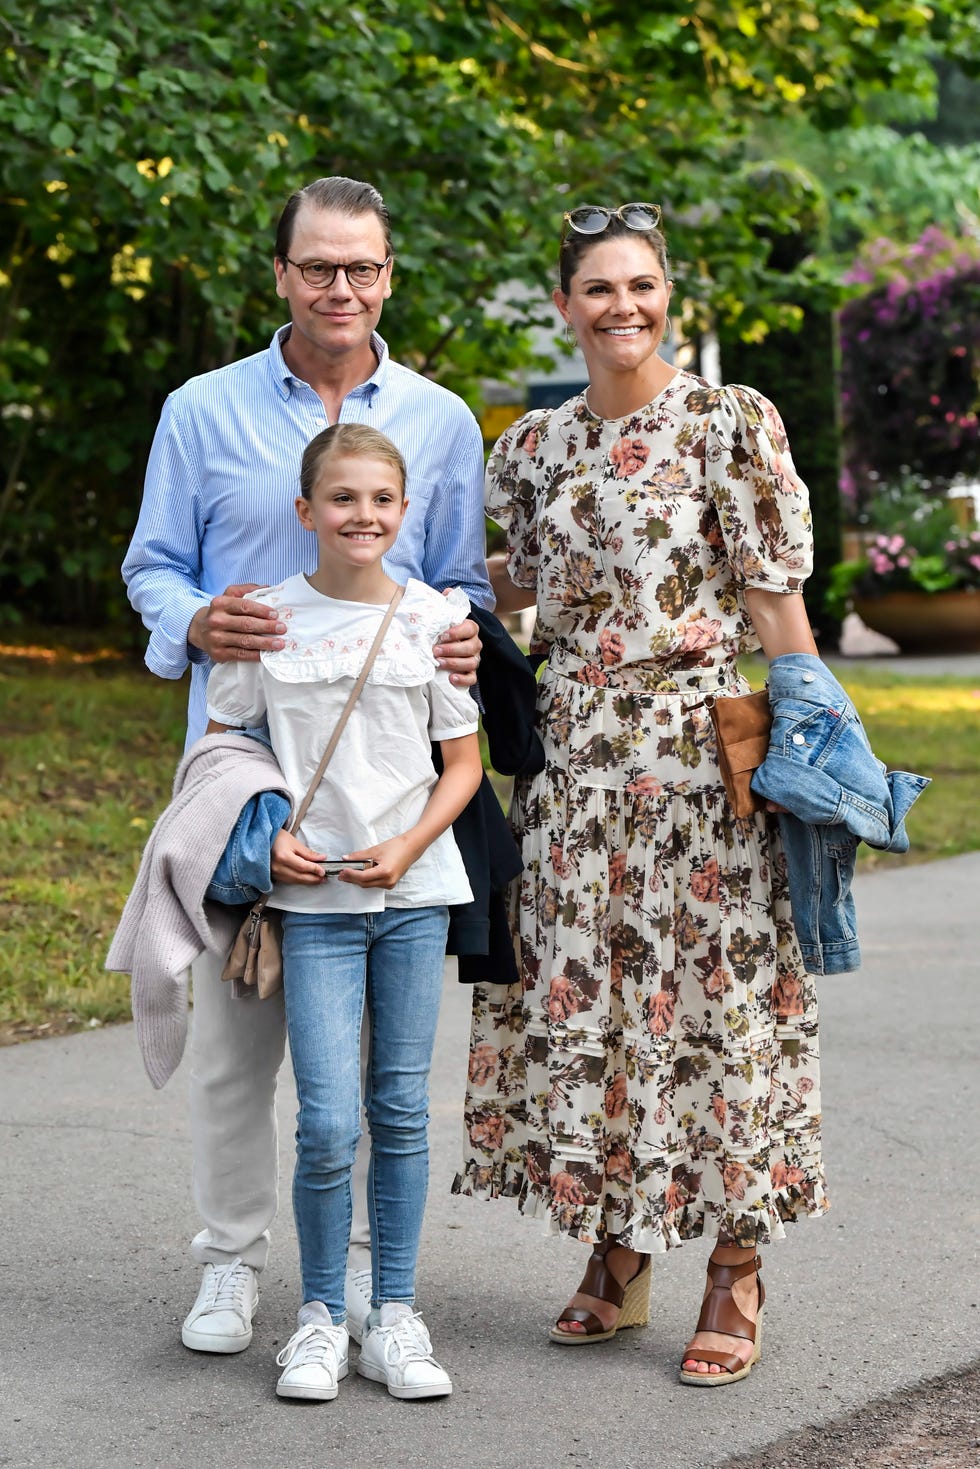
751, 654, 929, 850
749, 653, 930, 975
205, 791, 291, 906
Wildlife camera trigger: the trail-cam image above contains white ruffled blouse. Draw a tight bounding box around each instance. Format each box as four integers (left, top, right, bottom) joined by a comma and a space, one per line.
206, 575, 477, 914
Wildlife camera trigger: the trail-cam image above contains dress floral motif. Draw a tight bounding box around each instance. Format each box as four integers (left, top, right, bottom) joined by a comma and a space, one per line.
454, 372, 828, 1251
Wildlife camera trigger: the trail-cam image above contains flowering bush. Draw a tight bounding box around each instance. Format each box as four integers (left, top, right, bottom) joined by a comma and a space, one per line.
825, 488, 980, 619
839, 226, 980, 510
861, 528, 980, 591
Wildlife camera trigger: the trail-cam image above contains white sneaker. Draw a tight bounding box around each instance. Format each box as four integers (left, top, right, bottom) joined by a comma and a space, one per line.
181, 1257, 258, 1353
356, 1304, 452, 1400
276, 1303, 349, 1401
344, 1265, 373, 1345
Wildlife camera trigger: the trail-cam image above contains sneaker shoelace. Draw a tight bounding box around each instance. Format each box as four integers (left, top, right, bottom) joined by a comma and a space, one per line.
276, 1323, 346, 1370
201, 1257, 251, 1315
349, 1266, 372, 1301
378, 1312, 436, 1367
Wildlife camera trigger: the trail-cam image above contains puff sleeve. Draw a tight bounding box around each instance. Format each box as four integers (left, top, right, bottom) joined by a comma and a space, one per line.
484, 409, 551, 589
706, 385, 813, 593
205, 659, 267, 728
415, 585, 480, 743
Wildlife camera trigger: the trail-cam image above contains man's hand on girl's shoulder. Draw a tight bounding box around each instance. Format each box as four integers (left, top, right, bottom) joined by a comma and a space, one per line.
433, 610, 481, 687
189, 583, 288, 663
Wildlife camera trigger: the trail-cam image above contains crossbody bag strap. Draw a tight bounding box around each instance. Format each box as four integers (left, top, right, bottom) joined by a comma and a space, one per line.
288, 582, 405, 834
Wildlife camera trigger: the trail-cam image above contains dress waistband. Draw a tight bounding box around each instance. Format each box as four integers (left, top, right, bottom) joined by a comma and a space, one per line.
546, 643, 746, 695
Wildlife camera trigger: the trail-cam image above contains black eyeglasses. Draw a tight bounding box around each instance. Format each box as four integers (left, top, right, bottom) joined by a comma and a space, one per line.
561, 203, 662, 241
283, 256, 392, 289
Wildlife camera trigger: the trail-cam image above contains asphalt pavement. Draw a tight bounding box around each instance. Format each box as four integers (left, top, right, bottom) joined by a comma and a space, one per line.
2, 843, 978, 1469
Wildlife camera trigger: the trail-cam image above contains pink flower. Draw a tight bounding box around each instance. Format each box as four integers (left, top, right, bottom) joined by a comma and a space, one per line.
523, 428, 539, 455
771, 1161, 805, 1191
608, 437, 650, 477
604, 1073, 628, 1118
598, 627, 626, 666
552, 1170, 587, 1205
773, 971, 805, 1018
664, 1181, 685, 1211
723, 1161, 747, 1200
548, 974, 580, 1022
468, 1044, 499, 1086
690, 858, 720, 903
677, 617, 722, 655
469, 1113, 505, 1151
605, 1141, 633, 1183
647, 989, 675, 1036
701, 965, 725, 1000
626, 774, 663, 796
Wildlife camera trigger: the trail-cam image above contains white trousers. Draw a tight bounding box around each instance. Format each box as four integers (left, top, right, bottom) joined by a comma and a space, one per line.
188, 950, 371, 1273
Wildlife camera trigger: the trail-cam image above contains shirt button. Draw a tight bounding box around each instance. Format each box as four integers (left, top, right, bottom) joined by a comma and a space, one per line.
792, 733, 807, 745
802, 673, 815, 683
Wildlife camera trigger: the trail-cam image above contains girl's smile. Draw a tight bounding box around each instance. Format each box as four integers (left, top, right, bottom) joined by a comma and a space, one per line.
295, 453, 408, 599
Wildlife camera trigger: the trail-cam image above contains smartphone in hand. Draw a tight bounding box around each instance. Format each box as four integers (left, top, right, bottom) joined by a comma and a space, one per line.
321, 859, 375, 874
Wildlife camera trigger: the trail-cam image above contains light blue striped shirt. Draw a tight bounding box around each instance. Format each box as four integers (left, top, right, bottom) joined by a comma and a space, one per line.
122, 326, 493, 743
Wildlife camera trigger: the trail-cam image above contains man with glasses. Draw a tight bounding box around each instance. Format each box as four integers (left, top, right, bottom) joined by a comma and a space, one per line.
122, 175, 491, 1362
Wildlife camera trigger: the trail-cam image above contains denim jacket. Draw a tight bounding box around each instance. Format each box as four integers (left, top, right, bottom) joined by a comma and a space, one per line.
750, 654, 930, 976
205, 730, 290, 906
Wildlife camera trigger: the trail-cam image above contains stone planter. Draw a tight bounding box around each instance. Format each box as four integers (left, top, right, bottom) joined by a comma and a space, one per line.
853, 589, 980, 653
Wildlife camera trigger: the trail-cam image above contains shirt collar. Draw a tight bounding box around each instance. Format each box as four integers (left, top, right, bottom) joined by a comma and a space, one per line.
268, 324, 390, 401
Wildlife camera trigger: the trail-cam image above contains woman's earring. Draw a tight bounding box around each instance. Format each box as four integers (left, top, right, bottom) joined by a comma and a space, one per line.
662, 315, 673, 342
563, 322, 576, 348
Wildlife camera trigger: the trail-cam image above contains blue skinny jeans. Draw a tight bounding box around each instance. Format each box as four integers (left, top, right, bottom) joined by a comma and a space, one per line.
280, 905, 448, 1321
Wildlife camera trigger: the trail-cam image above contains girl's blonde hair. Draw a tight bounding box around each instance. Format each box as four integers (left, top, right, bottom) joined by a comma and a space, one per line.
300, 423, 407, 500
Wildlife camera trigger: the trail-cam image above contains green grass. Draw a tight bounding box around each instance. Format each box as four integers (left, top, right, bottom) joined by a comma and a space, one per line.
0, 650, 188, 1042
833, 668, 980, 869
1, 648, 977, 1042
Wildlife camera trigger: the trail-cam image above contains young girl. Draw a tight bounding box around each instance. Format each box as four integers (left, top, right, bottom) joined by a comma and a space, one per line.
206, 423, 483, 1402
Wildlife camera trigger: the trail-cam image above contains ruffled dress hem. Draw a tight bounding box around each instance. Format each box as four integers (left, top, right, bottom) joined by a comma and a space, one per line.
451, 1166, 828, 1252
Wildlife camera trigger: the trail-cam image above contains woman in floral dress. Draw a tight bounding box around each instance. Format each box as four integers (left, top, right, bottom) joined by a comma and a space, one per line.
454, 204, 828, 1385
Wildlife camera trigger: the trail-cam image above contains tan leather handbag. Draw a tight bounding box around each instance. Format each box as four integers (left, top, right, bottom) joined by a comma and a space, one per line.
706, 689, 772, 819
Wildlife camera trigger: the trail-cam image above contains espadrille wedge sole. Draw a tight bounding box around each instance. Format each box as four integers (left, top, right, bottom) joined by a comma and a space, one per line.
549, 1242, 651, 1345
679, 1253, 764, 1386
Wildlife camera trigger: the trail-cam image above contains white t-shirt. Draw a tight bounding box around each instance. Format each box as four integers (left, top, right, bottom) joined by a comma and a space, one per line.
206, 575, 478, 914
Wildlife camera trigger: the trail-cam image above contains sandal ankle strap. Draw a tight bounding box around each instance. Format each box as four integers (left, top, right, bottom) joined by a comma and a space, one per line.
580, 1243, 626, 1308
693, 1255, 763, 1342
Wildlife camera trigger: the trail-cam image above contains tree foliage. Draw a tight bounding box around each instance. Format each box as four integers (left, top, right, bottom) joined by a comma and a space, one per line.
1, 0, 978, 624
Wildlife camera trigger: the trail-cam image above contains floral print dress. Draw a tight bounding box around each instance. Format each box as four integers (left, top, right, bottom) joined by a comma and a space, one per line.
454, 372, 829, 1251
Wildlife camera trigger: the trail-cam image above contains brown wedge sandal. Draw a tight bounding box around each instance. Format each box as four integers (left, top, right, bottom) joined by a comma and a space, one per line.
679, 1252, 765, 1386
549, 1241, 652, 1345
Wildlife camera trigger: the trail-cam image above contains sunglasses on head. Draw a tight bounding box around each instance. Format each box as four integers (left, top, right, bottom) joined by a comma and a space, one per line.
561, 202, 662, 241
